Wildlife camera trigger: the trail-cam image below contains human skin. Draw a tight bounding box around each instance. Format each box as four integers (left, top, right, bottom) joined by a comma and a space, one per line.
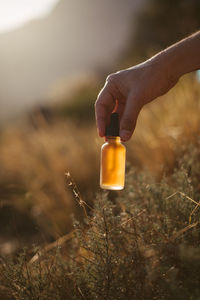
95, 31, 200, 141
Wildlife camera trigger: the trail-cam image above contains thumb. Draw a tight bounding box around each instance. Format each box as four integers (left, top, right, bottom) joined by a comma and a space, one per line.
120, 95, 142, 141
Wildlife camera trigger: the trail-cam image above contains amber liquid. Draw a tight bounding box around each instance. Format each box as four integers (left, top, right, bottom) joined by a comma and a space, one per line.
100, 137, 126, 190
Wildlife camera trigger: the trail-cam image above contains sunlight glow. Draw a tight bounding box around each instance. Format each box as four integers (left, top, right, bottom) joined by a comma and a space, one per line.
0, 0, 59, 33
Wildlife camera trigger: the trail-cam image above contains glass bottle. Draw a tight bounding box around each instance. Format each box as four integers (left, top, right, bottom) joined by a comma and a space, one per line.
100, 113, 126, 190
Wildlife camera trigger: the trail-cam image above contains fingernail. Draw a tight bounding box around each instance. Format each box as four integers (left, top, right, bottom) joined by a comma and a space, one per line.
120, 130, 131, 141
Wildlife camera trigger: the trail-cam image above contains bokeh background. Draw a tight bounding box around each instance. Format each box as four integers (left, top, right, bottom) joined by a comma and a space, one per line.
0, 0, 200, 255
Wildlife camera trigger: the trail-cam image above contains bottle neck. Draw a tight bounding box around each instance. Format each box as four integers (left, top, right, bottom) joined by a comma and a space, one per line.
105, 136, 121, 144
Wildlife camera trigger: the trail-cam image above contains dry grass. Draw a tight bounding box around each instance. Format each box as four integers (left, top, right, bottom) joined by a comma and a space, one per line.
0, 149, 200, 299
0, 121, 100, 241
0, 73, 199, 251
0, 73, 200, 299
128, 73, 200, 175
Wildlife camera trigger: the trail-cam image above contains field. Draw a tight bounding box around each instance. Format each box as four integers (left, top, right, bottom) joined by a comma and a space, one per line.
0, 73, 200, 299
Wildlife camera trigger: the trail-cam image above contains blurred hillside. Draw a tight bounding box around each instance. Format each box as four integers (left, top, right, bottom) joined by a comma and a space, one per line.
122, 0, 200, 65
0, 0, 145, 123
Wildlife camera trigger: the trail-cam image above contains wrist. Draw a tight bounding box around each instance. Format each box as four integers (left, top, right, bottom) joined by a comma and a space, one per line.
152, 49, 181, 84
144, 50, 180, 92
152, 31, 200, 81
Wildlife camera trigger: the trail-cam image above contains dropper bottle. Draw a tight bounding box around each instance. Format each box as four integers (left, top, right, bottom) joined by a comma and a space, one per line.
100, 112, 126, 190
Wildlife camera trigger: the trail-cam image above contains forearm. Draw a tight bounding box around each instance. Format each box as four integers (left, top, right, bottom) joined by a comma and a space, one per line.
95, 31, 200, 141
151, 31, 200, 80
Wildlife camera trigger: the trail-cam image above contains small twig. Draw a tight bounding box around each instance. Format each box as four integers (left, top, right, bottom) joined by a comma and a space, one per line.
29, 231, 74, 264
170, 221, 199, 241
77, 286, 87, 300
65, 172, 93, 217
121, 209, 146, 228
179, 191, 200, 207
166, 192, 177, 200
108, 209, 146, 234
166, 191, 200, 207
189, 203, 200, 223
166, 191, 200, 223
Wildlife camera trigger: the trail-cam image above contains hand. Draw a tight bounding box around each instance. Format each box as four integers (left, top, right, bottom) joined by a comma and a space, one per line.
95, 56, 179, 141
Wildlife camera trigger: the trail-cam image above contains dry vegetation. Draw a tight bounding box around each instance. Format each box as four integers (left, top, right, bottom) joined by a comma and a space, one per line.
0, 74, 200, 299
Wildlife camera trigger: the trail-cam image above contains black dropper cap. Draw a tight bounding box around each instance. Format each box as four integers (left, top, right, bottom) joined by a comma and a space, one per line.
105, 112, 119, 137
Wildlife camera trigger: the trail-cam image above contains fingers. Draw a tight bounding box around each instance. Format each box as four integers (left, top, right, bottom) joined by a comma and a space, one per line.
120, 94, 142, 141
95, 86, 115, 137
95, 71, 143, 141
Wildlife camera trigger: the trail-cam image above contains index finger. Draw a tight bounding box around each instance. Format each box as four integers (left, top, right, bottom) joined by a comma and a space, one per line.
95, 87, 115, 137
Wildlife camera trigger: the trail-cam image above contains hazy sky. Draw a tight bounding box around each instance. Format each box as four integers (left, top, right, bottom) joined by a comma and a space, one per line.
0, 0, 59, 33
0, 0, 145, 123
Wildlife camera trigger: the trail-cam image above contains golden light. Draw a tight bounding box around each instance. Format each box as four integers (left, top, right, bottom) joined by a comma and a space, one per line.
0, 0, 59, 33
